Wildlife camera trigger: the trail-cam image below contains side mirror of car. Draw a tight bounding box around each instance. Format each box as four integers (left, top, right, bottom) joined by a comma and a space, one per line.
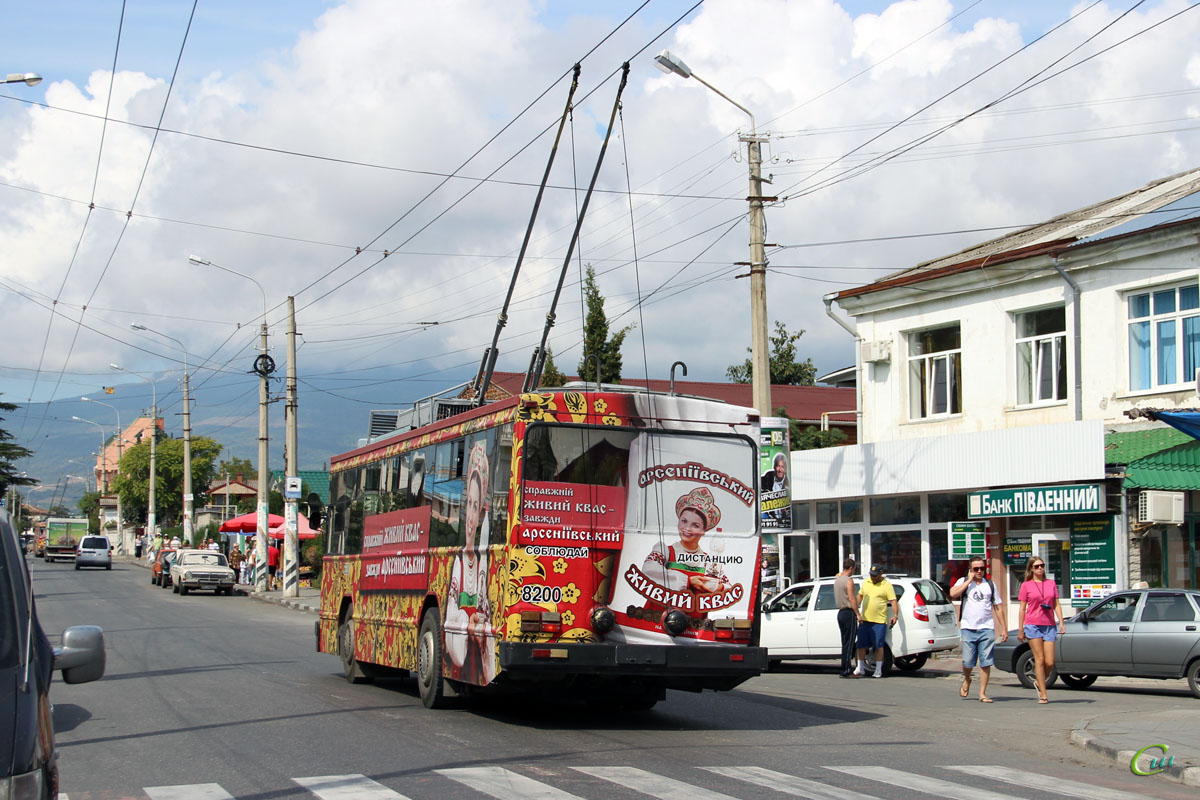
53, 625, 106, 684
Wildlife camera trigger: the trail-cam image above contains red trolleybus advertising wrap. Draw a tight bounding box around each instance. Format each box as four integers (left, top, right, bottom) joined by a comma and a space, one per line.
317, 388, 767, 710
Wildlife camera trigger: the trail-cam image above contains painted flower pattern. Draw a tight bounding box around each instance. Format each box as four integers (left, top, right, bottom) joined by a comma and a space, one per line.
553, 558, 568, 574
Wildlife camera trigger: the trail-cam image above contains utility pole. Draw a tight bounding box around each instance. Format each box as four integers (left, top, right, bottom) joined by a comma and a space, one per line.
256, 321, 270, 593
745, 132, 772, 416
283, 296, 300, 598
182, 371, 194, 543
148, 407, 157, 544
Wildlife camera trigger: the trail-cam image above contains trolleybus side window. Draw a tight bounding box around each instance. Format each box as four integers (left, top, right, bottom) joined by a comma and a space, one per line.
489, 425, 512, 546
431, 441, 464, 548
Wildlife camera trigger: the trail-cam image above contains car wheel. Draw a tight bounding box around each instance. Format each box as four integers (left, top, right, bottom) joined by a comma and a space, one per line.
418, 607, 451, 708
338, 604, 373, 684
1060, 674, 1097, 689
172, 580, 180, 594
74, 563, 80, 570
1015, 649, 1057, 690
106, 564, 111, 570
893, 653, 928, 672
1187, 659, 1200, 699
180, 584, 188, 596
767, 659, 782, 672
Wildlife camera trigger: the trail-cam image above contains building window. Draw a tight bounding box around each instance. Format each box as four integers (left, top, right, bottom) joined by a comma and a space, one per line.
870, 530, 921, 576
869, 495, 920, 526
1127, 283, 1200, 390
908, 325, 961, 419
1015, 306, 1067, 405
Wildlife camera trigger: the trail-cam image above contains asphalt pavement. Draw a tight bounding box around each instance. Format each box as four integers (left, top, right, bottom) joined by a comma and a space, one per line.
121, 554, 1200, 787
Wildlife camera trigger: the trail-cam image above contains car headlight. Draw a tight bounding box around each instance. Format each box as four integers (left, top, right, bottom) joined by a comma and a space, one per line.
1, 766, 46, 799
183, 571, 193, 580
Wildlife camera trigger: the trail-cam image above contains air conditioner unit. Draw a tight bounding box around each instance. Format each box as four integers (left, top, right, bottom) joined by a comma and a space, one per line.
1137, 490, 1184, 525
861, 339, 892, 363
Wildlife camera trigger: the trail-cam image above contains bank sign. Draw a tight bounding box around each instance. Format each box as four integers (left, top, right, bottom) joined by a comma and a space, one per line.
968, 484, 1104, 519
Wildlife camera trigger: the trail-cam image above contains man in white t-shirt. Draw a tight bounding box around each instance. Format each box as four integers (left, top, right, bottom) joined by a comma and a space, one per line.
950, 555, 1008, 703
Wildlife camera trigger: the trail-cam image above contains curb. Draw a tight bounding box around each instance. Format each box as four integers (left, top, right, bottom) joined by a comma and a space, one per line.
247, 590, 320, 616
1069, 727, 1200, 787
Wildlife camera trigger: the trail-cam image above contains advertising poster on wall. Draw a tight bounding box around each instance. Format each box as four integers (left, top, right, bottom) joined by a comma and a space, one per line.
1069, 518, 1117, 608
759, 417, 792, 542
360, 506, 431, 592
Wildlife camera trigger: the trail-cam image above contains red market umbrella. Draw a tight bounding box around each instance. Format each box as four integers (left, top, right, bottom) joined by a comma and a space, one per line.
268, 514, 318, 539
218, 512, 284, 533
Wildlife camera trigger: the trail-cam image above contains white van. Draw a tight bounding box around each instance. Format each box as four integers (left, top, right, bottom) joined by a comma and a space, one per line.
760, 574, 961, 673
75, 535, 113, 570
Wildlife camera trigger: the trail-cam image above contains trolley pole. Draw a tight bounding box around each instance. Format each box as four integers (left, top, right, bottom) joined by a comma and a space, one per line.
283, 297, 300, 598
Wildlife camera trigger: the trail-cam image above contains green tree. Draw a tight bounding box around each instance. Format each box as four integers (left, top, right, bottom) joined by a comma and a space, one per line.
577, 264, 634, 384
216, 456, 255, 481
0, 399, 35, 495
78, 489, 102, 533
770, 406, 847, 452
112, 435, 223, 526
726, 320, 817, 385
541, 347, 566, 387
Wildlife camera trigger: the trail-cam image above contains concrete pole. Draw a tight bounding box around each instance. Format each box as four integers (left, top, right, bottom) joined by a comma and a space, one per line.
148, 400, 157, 546
745, 134, 771, 416
116, 436, 124, 554
182, 371, 194, 543
256, 322, 270, 593
283, 296, 300, 598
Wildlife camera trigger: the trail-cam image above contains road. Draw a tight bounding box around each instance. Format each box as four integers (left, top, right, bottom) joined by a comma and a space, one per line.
31, 556, 1196, 800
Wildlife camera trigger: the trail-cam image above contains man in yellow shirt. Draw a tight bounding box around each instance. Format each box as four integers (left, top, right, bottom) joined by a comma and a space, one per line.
853, 564, 898, 678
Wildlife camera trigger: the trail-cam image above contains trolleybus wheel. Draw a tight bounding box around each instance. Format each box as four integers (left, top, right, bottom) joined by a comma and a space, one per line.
338, 603, 373, 684
418, 608, 451, 709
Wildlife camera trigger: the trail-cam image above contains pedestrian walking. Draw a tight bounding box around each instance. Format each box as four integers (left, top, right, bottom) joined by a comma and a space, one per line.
1017, 556, 1066, 704
229, 545, 243, 583
268, 540, 280, 589
134, 535, 143, 559
853, 565, 897, 678
834, 558, 861, 678
951, 555, 1007, 702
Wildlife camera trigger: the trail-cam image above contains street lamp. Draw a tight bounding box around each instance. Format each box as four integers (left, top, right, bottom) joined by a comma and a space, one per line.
111, 363, 158, 548
82, 396, 123, 551
71, 416, 107, 490
654, 50, 772, 415
2, 73, 42, 87
131, 322, 194, 542
189, 254, 271, 592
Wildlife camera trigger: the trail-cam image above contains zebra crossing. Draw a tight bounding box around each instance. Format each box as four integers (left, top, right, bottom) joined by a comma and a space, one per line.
61, 763, 1161, 800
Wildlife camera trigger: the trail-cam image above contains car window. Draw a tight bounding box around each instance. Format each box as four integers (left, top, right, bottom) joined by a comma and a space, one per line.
814, 584, 840, 611
182, 553, 228, 566
0, 542, 17, 668
81, 537, 108, 549
913, 579, 949, 605
1141, 592, 1198, 622
891, 584, 905, 600
1089, 593, 1140, 622
771, 585, 813, 612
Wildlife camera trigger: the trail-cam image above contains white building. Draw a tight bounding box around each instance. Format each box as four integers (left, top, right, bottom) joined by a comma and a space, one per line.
787, 167, 1200, 617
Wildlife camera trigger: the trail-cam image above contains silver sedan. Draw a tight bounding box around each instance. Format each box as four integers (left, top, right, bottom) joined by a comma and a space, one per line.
992, 588, 1200, 697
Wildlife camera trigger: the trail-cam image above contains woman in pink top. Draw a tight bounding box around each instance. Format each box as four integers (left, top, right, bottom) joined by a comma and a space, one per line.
1017, 557, 1066, 703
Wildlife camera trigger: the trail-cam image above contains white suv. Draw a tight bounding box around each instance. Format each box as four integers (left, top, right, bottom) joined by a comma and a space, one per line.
760, 574, 961, 673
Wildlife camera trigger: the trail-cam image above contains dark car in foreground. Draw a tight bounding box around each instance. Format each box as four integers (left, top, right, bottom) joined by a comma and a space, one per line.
1, 508, 106, 800
993, 588, 1200, 697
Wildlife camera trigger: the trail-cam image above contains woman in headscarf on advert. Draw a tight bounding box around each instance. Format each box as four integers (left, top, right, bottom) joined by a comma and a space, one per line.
643, 487, 733, 604
445, 441, 496, 685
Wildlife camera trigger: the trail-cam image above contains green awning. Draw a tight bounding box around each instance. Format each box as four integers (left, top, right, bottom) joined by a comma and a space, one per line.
1105, 426, 1193, 465
1124, 443, 1200, 490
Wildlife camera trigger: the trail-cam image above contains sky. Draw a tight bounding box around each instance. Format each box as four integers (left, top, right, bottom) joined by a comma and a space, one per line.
2, 0, 1200, 467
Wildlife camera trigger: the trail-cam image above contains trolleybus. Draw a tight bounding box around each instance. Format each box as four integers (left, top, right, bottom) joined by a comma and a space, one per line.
317, 386, 768, 709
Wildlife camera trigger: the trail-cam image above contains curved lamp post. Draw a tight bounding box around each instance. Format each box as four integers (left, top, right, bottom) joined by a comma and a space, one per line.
654, 50, 771, 416
82, 396, 123, 551
131, 323, 194, 542
188, 254, 270, 592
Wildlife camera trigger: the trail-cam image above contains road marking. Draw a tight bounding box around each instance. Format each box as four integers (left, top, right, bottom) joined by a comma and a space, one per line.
144, 785, 235, 800
945, 766, 1149, 800
572, 766, 738, 799
826, 767, 1018, 799
293, 773, 413, 800
703, 766, 864, 799
437, 766, 583, 799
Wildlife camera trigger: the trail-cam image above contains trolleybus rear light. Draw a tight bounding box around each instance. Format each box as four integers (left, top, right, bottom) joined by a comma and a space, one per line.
531, 648, 568, 659
712, 618, 752, 640
520, 610, 563, 633
729, 653, 745, 662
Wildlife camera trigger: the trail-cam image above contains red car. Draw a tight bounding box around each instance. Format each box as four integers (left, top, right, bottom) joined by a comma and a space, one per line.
151, 548, 178, 587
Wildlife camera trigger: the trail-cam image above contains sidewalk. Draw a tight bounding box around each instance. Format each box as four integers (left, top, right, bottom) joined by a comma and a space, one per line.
119, 555, 1199, 784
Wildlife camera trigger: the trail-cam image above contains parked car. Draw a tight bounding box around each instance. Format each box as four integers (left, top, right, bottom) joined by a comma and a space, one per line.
75, 534, 113, 570
1, 508, 106, 800
170, 549, 236, 595
760, 574, 961, 673
151, 548, 178, 587
993, 588, 1200, 697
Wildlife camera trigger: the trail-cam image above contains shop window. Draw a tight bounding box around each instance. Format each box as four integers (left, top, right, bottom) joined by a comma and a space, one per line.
928, 493, 967, 523
1009, 515, 1049, 531
816, 501, 838, 525
908, 324, 961, 419
840, 499, 863, 523
870, 495, 920, 526
929, 529, 967, 594
791, 502, 811, 529
870, 530, 921, 576
1015, 306, 1067, 405
1127, 282, 1200, 391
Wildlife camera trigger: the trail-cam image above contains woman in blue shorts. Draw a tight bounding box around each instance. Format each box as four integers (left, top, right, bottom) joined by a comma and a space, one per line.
1017, 558, 1066, 703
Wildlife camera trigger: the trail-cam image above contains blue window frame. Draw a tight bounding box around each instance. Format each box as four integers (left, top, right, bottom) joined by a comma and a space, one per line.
1128, 283, 1200, 391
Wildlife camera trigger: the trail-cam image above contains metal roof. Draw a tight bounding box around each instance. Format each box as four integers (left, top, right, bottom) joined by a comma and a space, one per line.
837, 166, 1200, 301
1124, 443, 1200, 490
1104, 426, 1193, 465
